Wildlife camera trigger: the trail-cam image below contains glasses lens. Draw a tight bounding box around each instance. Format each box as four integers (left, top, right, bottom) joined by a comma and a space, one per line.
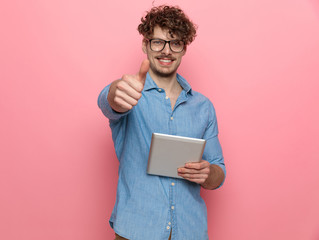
170, 40, 184, 52
150, 39, 184, 52
150, 40, 165, 52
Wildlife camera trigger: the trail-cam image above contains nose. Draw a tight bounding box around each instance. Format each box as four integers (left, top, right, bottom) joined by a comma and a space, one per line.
161, 42, 172, 55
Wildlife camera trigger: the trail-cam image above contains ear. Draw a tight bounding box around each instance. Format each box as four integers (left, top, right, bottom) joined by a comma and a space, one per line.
182, 46, 187, 56
142, 39, 147, 54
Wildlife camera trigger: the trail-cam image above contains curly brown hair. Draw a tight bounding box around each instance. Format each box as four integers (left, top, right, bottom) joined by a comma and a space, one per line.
137, 5, 197, 45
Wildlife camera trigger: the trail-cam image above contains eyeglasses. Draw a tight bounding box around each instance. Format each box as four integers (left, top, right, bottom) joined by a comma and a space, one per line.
147, 39, 185, 53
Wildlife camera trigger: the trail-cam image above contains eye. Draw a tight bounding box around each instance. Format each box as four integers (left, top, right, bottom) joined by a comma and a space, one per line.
152, 40, 164, 45
172, 41, 182, 47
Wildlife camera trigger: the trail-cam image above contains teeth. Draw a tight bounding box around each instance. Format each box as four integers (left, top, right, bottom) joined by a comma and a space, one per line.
159, 59, 172, 63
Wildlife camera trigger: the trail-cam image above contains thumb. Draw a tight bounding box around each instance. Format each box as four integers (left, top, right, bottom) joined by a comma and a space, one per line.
137, 59, 150, 84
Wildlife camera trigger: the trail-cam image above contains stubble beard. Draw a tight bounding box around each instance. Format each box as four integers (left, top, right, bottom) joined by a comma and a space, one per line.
149, 61, 181, 78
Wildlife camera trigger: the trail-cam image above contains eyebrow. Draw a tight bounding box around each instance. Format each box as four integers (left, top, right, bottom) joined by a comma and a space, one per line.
151, 38, 181, 41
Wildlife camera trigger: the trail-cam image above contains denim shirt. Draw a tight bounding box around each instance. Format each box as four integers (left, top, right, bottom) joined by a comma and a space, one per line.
98, 73, 225, 240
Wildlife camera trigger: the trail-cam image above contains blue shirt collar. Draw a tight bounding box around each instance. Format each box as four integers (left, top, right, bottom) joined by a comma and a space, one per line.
144, 72, 193, 95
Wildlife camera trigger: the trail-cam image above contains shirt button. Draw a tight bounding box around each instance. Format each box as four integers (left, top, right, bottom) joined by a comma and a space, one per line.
170, 117, 174, 120
171, 206, 174, 210
167, 226, 170, 230
158, 88, 162, 92
168, 222, 171, 225
171, 182, 175, 186
165, 96, 169, 99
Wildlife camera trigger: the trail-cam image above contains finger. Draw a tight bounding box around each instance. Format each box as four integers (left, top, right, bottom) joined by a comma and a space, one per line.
185, 160, 210, 170
182, 177, 206, 184
123, 77, 145, 93
113, 96, 133, 110
178, 172, 208, 179
178, 172, 208, 184
117, 81, 142, 100
115, 89, 139, 106
137, 59, 150, 84
178, 167, 210, 174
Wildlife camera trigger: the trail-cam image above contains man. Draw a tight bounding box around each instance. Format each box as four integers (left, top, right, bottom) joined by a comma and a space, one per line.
98, 5, 226, 240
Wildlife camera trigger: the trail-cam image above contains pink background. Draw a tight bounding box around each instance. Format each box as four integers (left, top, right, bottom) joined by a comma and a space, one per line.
1, 0, 319, 239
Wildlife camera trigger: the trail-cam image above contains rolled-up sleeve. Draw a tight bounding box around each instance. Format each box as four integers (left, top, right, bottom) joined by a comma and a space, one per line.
202, 104, 226, 188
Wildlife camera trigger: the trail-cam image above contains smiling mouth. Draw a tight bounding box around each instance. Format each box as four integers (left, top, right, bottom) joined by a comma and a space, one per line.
159, 59, 172, 62
156, 57, 175, 64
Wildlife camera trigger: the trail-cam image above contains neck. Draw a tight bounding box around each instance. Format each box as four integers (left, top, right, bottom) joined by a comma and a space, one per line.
148, 70, 181, 95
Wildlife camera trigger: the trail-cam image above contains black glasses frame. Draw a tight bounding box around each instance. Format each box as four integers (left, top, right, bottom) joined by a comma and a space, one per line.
147, 39, 185, 53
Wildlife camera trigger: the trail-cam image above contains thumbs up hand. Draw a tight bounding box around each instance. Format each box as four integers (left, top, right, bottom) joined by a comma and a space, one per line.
108, 59, 150, 113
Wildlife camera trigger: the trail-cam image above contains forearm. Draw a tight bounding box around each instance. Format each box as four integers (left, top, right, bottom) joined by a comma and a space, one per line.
201, 164, 225, 190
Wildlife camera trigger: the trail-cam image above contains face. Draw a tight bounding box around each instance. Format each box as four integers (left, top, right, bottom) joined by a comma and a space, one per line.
142, 26, 186, 78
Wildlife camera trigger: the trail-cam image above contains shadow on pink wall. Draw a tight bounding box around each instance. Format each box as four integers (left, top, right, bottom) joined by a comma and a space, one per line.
309, 0, 319, 17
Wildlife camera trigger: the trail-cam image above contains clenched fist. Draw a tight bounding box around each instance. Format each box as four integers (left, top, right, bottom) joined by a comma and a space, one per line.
108, 59, 150, 113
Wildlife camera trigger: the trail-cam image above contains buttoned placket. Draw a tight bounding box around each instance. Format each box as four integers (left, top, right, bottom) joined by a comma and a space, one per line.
167, 179, 176, 237
157, 88, 176, 237
157, 87, 189, 239
157, 88, 175, 134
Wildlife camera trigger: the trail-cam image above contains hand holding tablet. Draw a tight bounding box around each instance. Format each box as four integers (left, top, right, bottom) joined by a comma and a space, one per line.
147, 133, 206, 179
177, 160, 211, 184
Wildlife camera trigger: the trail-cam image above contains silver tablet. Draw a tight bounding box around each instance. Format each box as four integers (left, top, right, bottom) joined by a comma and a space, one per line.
147, 133, 206, 179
